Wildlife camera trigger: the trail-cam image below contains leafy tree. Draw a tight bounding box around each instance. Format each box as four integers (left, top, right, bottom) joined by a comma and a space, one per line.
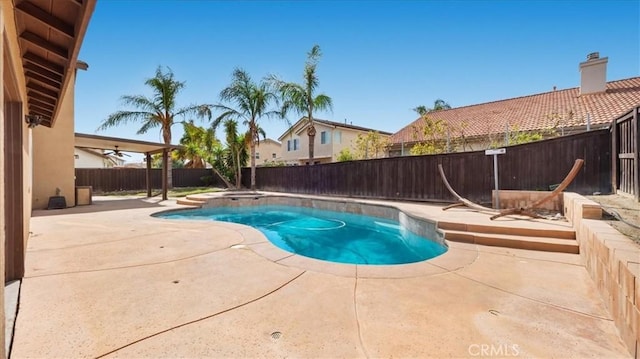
271, 45, 333, 165
354, 131, 389, 159
175, 121, 233, 188
214, 68, 281, 190
336, 148, 355, 162
97, 66, 211, 188
410, 116, 448, 155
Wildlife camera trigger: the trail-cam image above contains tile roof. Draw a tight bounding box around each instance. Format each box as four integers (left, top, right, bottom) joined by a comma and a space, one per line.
390, 77, 640, 144
314, 118, 393, 135
278, 117, 392, 140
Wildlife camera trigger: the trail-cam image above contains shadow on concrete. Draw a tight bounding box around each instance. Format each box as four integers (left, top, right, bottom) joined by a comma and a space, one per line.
31, 197, 167, 217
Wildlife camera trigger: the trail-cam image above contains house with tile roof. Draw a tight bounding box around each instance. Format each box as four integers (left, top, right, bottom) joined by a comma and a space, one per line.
278, 117, 392, 165
389, 54, 640, 156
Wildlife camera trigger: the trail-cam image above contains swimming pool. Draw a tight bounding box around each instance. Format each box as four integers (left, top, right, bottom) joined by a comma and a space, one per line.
158, 205, 447, 265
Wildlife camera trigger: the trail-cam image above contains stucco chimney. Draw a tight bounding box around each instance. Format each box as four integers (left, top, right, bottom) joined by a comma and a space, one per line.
579, 52, 607, 95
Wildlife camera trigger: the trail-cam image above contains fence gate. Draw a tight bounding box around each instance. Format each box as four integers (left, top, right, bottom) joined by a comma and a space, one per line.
612, 106, 640, 201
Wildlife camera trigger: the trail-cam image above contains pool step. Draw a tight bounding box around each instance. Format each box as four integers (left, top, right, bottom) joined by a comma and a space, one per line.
176, 197, 206, 207
440, 229, 579, 254
437, 221, 575, 240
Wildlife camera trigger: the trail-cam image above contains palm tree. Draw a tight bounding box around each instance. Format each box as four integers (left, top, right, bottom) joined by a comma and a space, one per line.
413, 99, 451, 116
271, 45, 332, 165
97, 66, 211, 188
214, 68, 280, 190
223, 119, 249, 188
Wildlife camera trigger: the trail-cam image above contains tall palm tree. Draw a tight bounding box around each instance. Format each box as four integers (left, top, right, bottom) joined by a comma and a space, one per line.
97, 66, 211, 188
214, 68, 280, 190
271, 45, 332, 165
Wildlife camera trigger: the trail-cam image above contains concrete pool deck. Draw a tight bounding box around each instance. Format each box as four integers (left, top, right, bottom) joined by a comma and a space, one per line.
10, 195, 632, 358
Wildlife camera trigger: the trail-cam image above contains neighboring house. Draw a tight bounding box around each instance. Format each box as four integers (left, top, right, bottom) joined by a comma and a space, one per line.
74, 147, 125, 168
249, 138, 282, 166
389, 53, 640, 155
278, 118, 392, 165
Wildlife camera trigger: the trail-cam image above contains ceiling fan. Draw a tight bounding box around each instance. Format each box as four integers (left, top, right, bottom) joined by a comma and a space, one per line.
104, 145, 130, 157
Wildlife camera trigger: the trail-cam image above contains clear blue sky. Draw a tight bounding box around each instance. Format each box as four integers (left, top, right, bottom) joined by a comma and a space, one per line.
75, 0, 639, 160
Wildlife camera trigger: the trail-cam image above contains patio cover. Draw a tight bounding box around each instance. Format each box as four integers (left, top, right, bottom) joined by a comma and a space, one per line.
74, 133, 183, 200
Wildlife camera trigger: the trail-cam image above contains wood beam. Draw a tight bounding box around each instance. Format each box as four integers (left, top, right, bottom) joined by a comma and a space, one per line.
25, 71, 62, 89
27, 91, 57, 104
20, 31, 68, 59
24, 63, 62, 83
28, 98, 55, 111
23, 52, 64, 75
26, 82, 59, 99
15, 1, 75, 38
29, 105, 53, 117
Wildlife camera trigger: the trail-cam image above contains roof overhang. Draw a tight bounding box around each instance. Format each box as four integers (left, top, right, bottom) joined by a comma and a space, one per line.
75, 133, 183, 155
15, 0, 96, 127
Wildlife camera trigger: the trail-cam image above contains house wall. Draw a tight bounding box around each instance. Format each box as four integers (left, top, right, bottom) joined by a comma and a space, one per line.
74, 148, 105, 168
253, 140, 281, 165
32, 71, 76, 209
280, 122, 383, 164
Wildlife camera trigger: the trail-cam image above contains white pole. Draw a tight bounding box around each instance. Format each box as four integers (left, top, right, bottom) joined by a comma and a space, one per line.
586, 113, 591, 131
493, 154, 500, 209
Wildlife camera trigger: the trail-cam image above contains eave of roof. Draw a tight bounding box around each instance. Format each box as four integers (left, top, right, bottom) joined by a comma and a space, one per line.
15, 0, 97, 127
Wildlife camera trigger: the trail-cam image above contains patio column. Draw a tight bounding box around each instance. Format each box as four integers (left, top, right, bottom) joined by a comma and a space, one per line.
146, 152, 151, 197
162, 149, 168, 200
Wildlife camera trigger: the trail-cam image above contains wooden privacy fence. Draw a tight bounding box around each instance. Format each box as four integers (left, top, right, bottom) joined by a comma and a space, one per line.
75, 168, 223, 192
611, 106, 639, 201
242, 130, 611, 204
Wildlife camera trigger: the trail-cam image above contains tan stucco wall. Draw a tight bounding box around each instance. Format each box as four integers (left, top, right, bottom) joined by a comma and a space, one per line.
253, 140, 282, 165
0, 7, 6, 357
32, 71, 76, 209
280, 122, 387, 164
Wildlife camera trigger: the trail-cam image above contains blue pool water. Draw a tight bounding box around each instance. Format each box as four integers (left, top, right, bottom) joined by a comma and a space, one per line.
157, 205, 447, 265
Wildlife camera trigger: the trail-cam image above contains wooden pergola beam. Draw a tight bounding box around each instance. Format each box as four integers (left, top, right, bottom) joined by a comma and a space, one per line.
24, 63, 63, 84
28, 98, 55, 111
26, 82, 59, 99
25, 71, 62, 89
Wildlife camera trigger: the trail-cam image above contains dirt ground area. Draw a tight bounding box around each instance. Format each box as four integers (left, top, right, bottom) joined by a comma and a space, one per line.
587, 194, 640, 245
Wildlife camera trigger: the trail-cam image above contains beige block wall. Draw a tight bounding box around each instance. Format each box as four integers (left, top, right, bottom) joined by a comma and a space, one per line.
565, 192, 640, 357
32, 71, 76, 209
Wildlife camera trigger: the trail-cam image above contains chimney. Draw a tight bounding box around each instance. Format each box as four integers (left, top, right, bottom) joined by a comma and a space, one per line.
579, 52, 608, 95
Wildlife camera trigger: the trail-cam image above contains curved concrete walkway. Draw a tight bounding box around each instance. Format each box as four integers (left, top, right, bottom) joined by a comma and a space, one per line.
10, 196, 631, 358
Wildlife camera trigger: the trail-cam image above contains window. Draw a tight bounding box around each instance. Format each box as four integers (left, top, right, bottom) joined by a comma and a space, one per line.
272, 153, 276, 158
320, 131, 329, 144
255, 152, 260, 159
293, 139, 299, 150
334, 131, 342, 144
287, 140, 291, 151
74, 154, 79, 159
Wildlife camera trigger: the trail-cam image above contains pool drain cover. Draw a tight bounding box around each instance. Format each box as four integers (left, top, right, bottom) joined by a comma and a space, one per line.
270, 331, 282, 340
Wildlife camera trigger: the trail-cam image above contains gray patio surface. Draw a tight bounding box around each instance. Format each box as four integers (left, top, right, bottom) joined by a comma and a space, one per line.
9, 195, 631, 358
